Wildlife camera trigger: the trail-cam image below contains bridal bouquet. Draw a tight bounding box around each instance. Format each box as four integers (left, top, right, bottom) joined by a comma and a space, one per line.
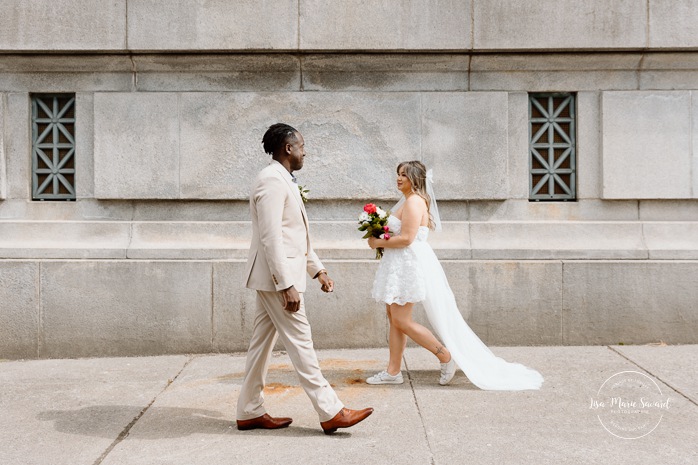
358, 203, 391, 259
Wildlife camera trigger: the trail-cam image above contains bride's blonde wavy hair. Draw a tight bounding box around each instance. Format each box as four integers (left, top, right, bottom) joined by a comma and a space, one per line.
397, 161, 435, 230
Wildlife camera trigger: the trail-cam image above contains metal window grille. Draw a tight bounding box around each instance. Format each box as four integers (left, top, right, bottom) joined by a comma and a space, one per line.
32, 94, 76, 200
529, 93, 576, 201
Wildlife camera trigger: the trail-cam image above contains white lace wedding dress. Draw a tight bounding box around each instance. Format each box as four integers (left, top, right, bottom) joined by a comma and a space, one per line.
372, 215, 544, 391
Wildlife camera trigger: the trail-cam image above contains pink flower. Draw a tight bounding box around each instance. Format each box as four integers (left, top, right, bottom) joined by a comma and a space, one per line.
383, 226, 389, 231
363, 203, 377, 214
384, 234, 391, 240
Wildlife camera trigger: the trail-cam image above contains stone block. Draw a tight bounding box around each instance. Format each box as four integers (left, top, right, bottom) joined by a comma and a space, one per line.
639, 200, 698, 220
5, 93, 30, 199
468, 199, 640, 222
421, 92, 509, 200
0, 221, 130, 259
304, 261, 388, 349
299, 0, 471, 50
405, 260, 558, 346
0, 94, 4, 200
128, 0, 297, 51
0, 73, 131, 94
94, 93, 180, 199
133, 54, 301, 92
128, 222, 251, 259
0, 0, 126, 51
562, 261, 698, 344
75, 93, 94, 198
639, 53, 698, 90
602, 91, 693, 199
178, 92, 421, 199
0, 261, 39, 359
507, 92, 529, 199
576, 92, 603, 199
470, 222, 646, 259
473, 0, 646, 50
0, 56, 132, 92
302, 54, 469, 92
211, 261, 257, 352
0, 55, 131, 74
471, 54, 641, 91
40, 261, 213, 357
649, 0, 698, 49
457, 261, 563, 346
693, 90, 698, 197
643, 222, 698, 259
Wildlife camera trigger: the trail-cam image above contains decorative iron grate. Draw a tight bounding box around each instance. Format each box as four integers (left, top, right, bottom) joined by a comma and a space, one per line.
529, 93, 576, 201
32, 94, 76, 200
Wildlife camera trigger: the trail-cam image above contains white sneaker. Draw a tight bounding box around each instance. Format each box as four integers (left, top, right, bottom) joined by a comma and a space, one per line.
366, 370, 404, 385
439, 358, 456, 385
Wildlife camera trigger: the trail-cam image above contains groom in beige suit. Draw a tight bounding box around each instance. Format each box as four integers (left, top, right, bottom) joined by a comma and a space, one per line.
237, 123, 373, 434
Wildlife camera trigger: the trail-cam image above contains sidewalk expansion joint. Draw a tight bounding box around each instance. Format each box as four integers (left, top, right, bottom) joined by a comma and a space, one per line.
607, 346, 698, 408
403, 356, 437, 465
92, 355, 196, 465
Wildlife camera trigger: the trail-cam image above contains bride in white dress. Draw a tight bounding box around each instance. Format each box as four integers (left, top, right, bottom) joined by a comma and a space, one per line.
366, 161, 543, 390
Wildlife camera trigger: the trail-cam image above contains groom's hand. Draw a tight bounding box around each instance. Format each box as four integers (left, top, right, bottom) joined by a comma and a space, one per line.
318, 273, 334, 293
281, 285, 301, 313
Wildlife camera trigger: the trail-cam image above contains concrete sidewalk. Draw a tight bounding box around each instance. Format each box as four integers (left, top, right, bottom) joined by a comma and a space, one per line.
1, 345, 696, 465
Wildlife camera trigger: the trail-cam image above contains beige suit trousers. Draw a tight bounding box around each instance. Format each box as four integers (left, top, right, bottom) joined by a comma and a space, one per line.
236, 290, 344, 422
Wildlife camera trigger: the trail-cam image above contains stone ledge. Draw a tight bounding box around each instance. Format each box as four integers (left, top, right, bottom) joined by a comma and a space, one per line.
1, 221, 697, 261
0, 222, 130, 259
2, 53, 698, 93
301, 54, 469, 92
469, 221, 647, 259
128, 222, 251, 259
643, 222, 698, 259
133, 54, 301, 92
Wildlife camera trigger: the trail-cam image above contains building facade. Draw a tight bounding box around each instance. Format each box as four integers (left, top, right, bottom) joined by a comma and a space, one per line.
1, 0, 697, 359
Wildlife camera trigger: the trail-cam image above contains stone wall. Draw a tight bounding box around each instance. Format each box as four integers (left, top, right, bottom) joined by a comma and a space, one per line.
2, 0, 698, 52
1, 1, 698, 358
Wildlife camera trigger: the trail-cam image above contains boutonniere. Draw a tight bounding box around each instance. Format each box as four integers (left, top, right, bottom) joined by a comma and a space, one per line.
298, 184, 310, 203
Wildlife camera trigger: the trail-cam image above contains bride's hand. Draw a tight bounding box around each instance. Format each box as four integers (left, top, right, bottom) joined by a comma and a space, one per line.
367, 237, 378, 249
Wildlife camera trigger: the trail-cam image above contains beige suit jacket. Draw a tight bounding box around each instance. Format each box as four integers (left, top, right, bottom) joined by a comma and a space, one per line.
244, 160, 324, 293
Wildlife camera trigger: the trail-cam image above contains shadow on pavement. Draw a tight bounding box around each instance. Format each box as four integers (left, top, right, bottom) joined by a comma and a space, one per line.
37, 405, 354, 438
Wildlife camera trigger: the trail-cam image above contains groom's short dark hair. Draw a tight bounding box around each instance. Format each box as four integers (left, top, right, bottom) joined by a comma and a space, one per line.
262, 123, 298, 156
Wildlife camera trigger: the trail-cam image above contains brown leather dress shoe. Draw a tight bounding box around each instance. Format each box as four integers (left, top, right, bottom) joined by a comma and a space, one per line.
236, 413, 293, 431
320, 407, 374, 435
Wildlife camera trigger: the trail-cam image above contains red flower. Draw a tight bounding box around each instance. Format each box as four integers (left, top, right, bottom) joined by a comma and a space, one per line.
383, 226, 389, 231
384, 234, 391, 240
363, 203, 377, 214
